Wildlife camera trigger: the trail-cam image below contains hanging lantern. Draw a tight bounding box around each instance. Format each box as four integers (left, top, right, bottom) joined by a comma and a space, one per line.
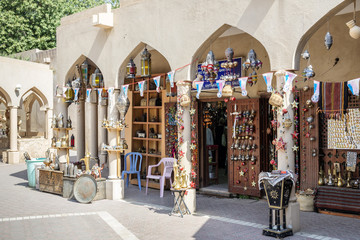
91, 68, 103, 88
81, 60, 89, 86
141, 47, 151, 77
126, 58, 137, 78
64, 80, 74, 103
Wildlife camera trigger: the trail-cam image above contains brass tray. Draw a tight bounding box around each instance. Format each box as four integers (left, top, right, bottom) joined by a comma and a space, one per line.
73, 174, 97, 204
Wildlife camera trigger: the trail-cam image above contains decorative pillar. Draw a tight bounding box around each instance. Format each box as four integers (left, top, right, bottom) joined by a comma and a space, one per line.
176, 80, 196, 213
85, 91, 98, 164
77, 101, 85, 161
26, 111, 31, 137
45, 108, 53, 139
106, 89, 124, 200
7, 106, 19, 164
275, 70, 300, 232
98, 101, 107, 166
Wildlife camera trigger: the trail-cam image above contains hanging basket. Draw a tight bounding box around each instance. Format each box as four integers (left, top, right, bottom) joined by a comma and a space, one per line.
269, 92, 283, 107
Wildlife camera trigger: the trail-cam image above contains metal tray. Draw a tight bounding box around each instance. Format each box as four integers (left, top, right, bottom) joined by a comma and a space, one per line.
73, 174, 97, 204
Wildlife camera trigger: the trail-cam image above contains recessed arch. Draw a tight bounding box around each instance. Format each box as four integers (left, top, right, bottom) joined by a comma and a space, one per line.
117, 42, 171, 86
20, 87, 48, 110
64, 54, 105, 87
189, 24, 271, 86
293, 1, 353, 70
0, 87, 12, 107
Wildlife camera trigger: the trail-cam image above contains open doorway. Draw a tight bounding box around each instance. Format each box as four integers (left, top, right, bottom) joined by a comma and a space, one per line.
199, 100, 228, 194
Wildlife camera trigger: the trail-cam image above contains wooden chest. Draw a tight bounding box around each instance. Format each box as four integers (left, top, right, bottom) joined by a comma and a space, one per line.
39, 169, 63, 195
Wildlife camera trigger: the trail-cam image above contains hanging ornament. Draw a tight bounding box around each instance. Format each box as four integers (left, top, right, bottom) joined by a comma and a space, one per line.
311, 80, 320, 102
194, 81, 204, 99
272, 137, 286, 151
167, 71, 175, 88
222, 85, 233, 97
301, 50, 310, 60
324, 32, 333, 50
138, 80, 145, 97
292, 145, 299, 152
153, 76, 161, 93
283, 71, 297, 92
262, 72, 274, 92
347, 78, 360, 96
243, 49, 262, 85
201, 50, 219, 83
291, 131, 299, 139
302, 65, 315, 81
238, 77, 248, 96
220, 47, 238, 81
216, 80, 225, 98
291, 100, 299, 109
86, 88, 92, 102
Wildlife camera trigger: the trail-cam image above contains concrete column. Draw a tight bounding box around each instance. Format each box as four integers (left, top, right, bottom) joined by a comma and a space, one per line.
85, 95, 98, 160
176, 80, 196, 213
106, 89, 124, 200
7, 106, 19, 164
25, 112, 31, 137
45, 108, 53, 139
98, 102, 107, 166
275, 70, 300, 232
77, 101, 85, 161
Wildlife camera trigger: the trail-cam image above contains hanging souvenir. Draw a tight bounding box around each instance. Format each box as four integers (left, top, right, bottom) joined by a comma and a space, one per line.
122, 84, 129, 99
262, 72, 273, 92
283, 71, 297, 92
302, 65, 315, 81
301, 50, 310, 60
348, 78, 360, 96
311, 80, 320, 102
167, 71, 175, 88
269, 92, 283, 107
86, 88, 92, 102
324, 32, 333, 50
153, 76, 161, 93
138, 81, 145, 97
74, 88, 80, 102
201, 50, 219, 83
195, 81, 204, 99
238, 77, 248, 96
216, 80, 225, 98
222, 85, 233, 97
180, 95, 191, 107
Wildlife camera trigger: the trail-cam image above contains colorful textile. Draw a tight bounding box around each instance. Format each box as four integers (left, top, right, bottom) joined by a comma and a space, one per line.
319, 82, 348, 112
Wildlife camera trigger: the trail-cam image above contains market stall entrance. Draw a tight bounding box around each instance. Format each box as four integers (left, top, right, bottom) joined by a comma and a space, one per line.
198, 98, 272, 196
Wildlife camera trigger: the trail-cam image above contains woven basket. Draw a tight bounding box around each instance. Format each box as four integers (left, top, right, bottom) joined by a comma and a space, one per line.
269, 92, 283, 107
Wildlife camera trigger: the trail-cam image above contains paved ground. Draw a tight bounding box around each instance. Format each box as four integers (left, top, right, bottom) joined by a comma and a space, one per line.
0, 162, 359, 240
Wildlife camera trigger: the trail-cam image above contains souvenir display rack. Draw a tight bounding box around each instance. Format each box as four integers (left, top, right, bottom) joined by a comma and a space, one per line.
52, 127, 73, 164
124, 74, 166, 189
227, 98, 269, 197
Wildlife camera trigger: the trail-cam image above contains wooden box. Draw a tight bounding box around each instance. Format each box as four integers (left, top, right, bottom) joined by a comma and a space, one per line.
39, 169, 63, 195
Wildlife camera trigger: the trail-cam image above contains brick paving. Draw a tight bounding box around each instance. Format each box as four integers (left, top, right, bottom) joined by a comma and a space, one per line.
0, 163, 359, 240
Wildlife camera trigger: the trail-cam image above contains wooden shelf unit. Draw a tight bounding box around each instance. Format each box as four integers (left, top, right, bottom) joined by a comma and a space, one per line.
125, 74, 167, 188
52, 127, 73, 164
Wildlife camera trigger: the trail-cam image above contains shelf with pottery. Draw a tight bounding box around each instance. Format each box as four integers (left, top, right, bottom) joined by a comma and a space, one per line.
125, 74, 167, 190
51, 113, 74, 164
102, 119, 128, 178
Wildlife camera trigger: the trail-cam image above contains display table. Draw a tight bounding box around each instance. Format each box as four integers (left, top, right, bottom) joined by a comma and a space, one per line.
169, 188, 191, 218
39, 169, 63, 195
63, 176, 106, 201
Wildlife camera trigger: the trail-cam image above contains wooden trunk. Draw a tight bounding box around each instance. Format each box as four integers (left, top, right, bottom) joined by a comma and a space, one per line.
39, 169, 63, 195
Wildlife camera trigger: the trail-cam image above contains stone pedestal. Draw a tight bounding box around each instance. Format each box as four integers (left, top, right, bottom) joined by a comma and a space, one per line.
7, 151, 19, 164
106, 179, 124, 200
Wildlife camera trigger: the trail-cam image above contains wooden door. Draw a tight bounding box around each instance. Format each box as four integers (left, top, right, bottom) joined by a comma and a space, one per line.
227, 99, 262, 197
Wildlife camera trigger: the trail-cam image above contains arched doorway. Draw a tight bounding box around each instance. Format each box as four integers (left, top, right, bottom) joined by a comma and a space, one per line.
117, 42, 172, 187
189, 25, 272, 196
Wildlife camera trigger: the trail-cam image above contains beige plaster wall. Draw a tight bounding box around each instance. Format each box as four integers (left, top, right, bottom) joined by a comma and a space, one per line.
56, 0, 350, 93
0, 56, 53, 109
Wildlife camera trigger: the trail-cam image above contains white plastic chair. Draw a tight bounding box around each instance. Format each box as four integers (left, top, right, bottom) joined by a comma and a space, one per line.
146, 158, 176, 197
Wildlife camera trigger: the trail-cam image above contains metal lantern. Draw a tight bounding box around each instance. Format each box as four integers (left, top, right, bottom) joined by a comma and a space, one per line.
140, 47, 151, 77
91, 68, 103, 88
65, 80, 74, 103
126, 58, 137, 78
81, 60, 89, 86
116, 90, 130, 122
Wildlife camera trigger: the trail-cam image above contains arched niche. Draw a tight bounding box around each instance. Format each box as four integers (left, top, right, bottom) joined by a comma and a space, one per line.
190, 24, 271, 99
0, 87, 12, 107
117, 42, 171, 86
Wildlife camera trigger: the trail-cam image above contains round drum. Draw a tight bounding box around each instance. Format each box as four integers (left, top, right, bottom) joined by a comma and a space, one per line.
73, 174, 97, 204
